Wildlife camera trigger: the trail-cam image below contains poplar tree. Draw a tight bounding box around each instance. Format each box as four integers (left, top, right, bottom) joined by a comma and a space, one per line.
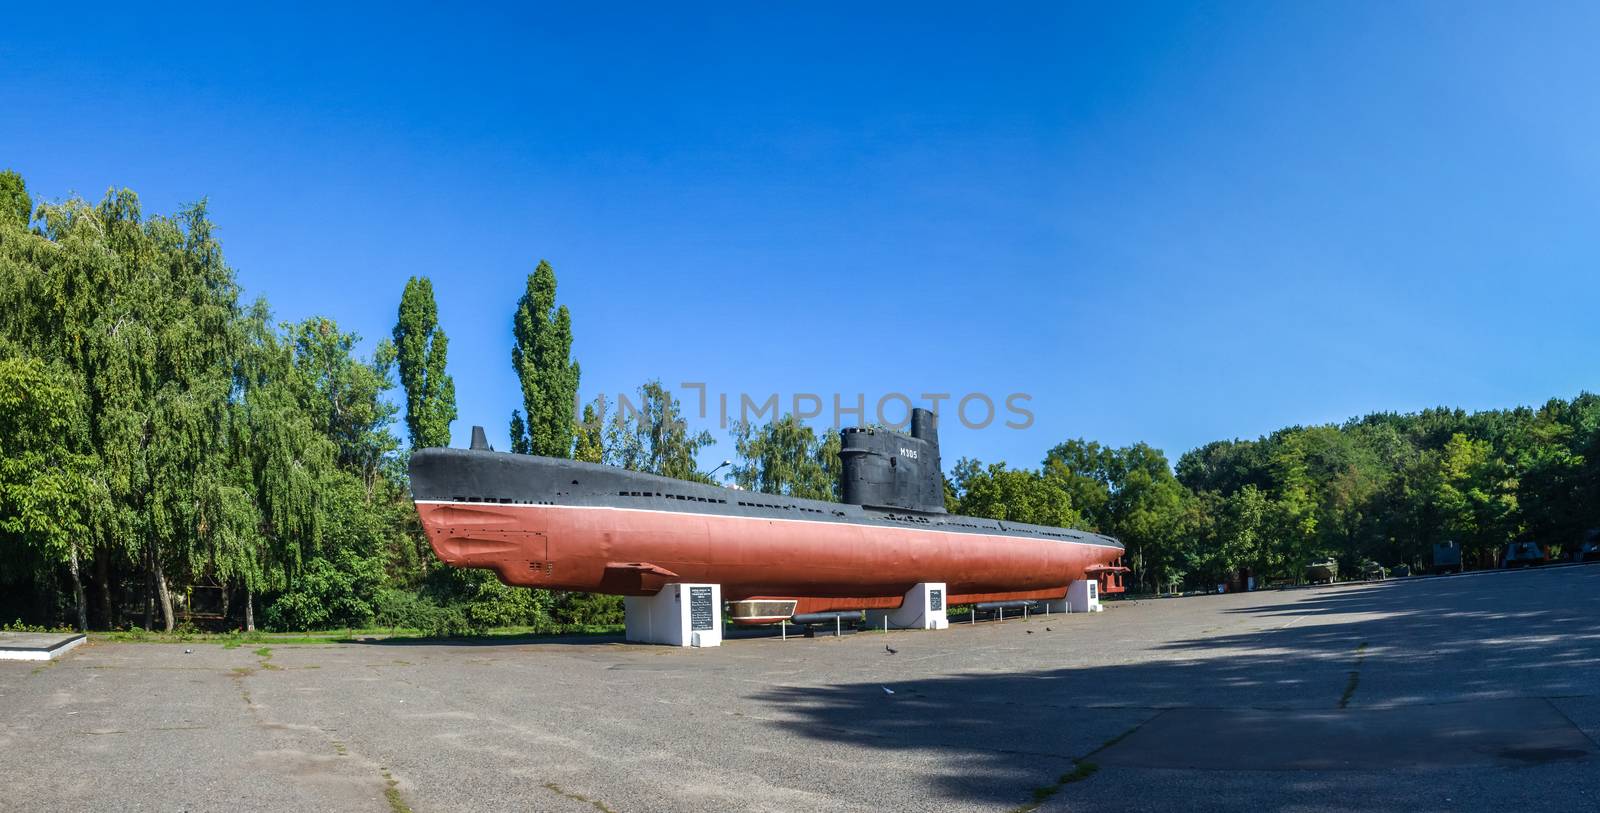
509, 260, 579, 457
0, 170, 30, 229
393, 276, 456, 450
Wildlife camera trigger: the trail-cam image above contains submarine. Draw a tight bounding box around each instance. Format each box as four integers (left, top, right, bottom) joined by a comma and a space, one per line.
409, 408, 1126, 624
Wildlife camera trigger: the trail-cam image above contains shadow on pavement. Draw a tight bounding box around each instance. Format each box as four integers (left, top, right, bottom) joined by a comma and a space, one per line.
746, 566, 1600, 809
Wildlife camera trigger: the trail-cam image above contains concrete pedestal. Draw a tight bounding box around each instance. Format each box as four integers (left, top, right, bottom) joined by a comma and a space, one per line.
866, 582, 949, 630
1041, 579, 1103, 614
0, 631, 86, 661
624, 583, 722, 647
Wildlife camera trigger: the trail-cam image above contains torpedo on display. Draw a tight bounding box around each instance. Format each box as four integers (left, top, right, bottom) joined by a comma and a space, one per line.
409, 408, 1127, 625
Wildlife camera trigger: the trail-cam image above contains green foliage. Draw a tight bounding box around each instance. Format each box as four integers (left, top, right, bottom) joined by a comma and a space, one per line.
263, 549, 386, 630
393, 276, 456, 450
286, 317, 399, 493
373, 588, 469, 636
0, 351, 96, 580
0, 170, 30, 229
550, 591, 624, 627
419, 567, 552, 633
949, 459, 1080, 528
510, 259, 579, 457
730, 414, 839, 500
605, 380, 713, 481
573, 396, 607, 464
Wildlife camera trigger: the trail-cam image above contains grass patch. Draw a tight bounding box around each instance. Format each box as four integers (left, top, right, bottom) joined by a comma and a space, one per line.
91, 623, 625, 647
1060, 762, 1100, 783
1008, 719, 1144, 812
543, 782, 615, 813
382, 769, 411, 813
1011, 763, 1100, 813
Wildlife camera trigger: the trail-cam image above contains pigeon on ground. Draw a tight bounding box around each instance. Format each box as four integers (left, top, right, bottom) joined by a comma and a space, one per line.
1045, 627, 1053, 632
1026, 630, 1034, 634
885, 644, 897, 654
184, 649, 193, 654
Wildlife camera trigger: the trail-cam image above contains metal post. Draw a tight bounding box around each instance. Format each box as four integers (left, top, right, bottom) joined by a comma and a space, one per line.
883, 615, 888, 634
999, 606, 1004, 623
835, 616, 840, 638
781, 620, 787, 641
970, 606, 975, 625
1024, 604, 1030, 621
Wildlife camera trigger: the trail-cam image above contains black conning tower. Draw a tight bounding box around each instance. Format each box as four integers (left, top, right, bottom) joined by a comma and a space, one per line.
839, 408, 945, 513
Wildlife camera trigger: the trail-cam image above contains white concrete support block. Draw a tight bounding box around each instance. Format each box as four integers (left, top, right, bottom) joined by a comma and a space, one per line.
624, 583, 722, 647
1068, 578, 1102, 613
1041, 580, 1104, 614
866, 582, 949, 630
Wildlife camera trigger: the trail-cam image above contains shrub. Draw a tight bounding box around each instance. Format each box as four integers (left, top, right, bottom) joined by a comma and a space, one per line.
264, 551, 386, 631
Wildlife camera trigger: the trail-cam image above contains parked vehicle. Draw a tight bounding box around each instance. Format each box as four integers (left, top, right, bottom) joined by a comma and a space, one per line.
1501, 540, 1550, 568
1305, 559, 1339, 584
1431, 541, 1463, 574
1360, 560, 1386, 581
1572, 530, 1600, 563
1391, 563, 1411, 578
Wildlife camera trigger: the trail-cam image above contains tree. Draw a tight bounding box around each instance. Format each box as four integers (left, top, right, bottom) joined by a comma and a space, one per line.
730, 415, 839, 500
0, 351, 98, 630
509, 260, 579, 457
1042, 439, 1115, 530
0, 170, 30, 229
13, 190, 244, 632
573, 395, 608, 464
949, 458, 1081, 528
286, 317, 398, 500
605, 380, 713, 480
393, 276, 456, 450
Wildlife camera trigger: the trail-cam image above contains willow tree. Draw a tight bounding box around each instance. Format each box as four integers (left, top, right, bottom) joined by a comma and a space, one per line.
0, 352, 99, 630
205, 303, 336, 630
8, 190, 242, 632
393, 276, 456, 450
509, 260, 579, 457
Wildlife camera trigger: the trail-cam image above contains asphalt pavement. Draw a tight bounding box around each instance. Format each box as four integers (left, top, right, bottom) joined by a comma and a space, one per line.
2, 564, 1596, 812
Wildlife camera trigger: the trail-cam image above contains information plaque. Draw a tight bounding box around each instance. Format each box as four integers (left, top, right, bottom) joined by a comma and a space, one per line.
689, 586, 715, 631
929, 589, 943, 611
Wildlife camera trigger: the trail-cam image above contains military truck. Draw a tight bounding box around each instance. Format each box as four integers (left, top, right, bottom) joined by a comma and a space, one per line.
1305, 559, 1338, 584
1431, 541, 1463, 575
1501, 540, 1550, 568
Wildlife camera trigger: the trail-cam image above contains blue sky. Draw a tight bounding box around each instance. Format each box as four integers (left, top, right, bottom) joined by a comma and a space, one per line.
4, 3, 1599, 471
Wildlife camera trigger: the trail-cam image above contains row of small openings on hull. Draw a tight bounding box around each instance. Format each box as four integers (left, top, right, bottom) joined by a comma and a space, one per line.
878, 513, 934, 525
737, 499, 845, 517
737, 499, 831, 515
618, 491, 729, 505
449, 496, 555, 505
935, 517, 1080, 540
941, 519, 1001, 530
